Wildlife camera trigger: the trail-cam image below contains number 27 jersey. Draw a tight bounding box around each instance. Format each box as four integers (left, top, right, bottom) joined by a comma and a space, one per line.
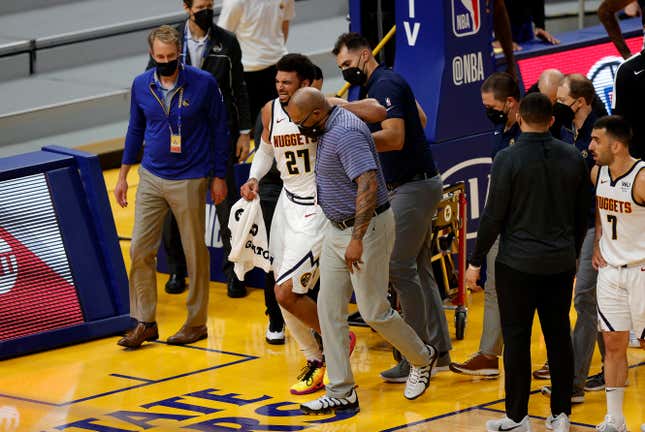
596, 160, 645, 267
269, 98, 317, 198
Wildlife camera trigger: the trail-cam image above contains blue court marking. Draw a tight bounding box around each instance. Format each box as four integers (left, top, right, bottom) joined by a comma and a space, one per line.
379, 361, 645, 432
479, 407, 597, 428
153, 340, 260, 358
109, 373, 154, 383
0, 344, 259, 408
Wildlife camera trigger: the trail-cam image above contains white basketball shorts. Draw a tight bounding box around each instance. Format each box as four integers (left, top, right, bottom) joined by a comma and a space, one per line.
270, 190, 328, 294
597, 263, 645, 340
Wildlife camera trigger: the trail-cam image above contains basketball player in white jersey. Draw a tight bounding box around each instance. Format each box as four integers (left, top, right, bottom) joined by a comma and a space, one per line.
588, 116, 645, 432
240, 53, 385, 394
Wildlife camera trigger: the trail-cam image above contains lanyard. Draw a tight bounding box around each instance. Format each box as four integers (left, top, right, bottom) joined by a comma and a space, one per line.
150, 83, 184, 137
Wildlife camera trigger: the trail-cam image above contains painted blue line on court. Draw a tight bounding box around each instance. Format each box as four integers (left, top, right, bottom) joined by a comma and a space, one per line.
380, 406, 482, 432
109, 373, 154, 383
479, 407, 597, 428
153, 340, 260, 358
0, 355, 258, 407
61, 356, 257, 406
0, 393, 58, 407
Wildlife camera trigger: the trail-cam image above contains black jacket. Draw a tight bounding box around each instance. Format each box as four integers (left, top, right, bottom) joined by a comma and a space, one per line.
613, 49, 645, 160
147, 21, 252, 139
470, 132, 591, 275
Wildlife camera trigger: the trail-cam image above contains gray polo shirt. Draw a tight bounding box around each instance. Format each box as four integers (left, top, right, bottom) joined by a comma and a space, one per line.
315, 107, 389, 222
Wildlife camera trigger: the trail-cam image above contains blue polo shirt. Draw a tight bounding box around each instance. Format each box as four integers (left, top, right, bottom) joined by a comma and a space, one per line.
315, 107, 389, 222
560, 111, 597, 228
362, 65, 437, 185
491, 122, 521, 159
123, 65, 229, 180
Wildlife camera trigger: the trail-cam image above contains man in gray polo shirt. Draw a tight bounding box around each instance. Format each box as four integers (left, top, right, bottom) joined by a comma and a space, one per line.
287, 87, 437, 415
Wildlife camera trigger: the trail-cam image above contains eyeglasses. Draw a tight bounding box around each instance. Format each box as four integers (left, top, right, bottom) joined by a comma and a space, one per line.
295, 110, 315, 127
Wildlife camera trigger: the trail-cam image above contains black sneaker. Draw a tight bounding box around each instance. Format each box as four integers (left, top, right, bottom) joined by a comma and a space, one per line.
584, 370, 605, 392
300, 388, 360, 415
347, 311, 368, 327
165, 274, 186, 294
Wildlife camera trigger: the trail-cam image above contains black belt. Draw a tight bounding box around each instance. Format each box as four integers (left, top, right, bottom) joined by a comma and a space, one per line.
386, 171, 437, 191
284, 188, 315, 206
331, 202, 391, 230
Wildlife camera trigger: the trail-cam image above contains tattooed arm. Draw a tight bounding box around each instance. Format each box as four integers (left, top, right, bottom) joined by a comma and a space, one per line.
345, 170, 378, 273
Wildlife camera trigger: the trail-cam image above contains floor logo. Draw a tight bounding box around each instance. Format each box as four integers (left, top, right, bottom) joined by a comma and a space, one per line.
0, 237, 17, 295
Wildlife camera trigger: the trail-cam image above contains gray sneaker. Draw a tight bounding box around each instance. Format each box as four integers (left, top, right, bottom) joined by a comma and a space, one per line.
540, 385, 585, 404
545, 413, 570, 432
596, 415, 627, 432
380, 359, 410, 383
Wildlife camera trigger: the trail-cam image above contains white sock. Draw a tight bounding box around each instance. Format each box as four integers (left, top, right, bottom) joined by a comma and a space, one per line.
605, 387, 625, 424
279, 306, 322, 362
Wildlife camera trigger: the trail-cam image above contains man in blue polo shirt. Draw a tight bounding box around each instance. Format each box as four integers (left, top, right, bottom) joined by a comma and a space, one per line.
114, 25, 229, 348
287, 88, 437, 415
333, 32, 452, 382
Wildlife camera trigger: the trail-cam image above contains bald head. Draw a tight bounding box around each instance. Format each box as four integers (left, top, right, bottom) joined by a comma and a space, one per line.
290, 87, 327, 113
287, 87, 331, 129
538, 69, 564, 104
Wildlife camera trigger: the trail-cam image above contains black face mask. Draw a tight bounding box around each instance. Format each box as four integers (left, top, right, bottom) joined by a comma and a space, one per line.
156, 59, 179, 77
553, 101, 575, 126
486, 107, 507, 125
298, 122, 325, 139
342, 55, 368, 87
194, 8, 213, 32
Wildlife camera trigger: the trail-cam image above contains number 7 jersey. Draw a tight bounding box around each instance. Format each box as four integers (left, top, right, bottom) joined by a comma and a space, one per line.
268, 98, 318, 197
596, 160, 645, 267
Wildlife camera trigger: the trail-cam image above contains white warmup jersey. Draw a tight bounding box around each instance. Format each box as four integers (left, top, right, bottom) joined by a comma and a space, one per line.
596, 161, 645, 267
265, 98, 328, 293
269, 98, 318, 198
595, 160, 645, 336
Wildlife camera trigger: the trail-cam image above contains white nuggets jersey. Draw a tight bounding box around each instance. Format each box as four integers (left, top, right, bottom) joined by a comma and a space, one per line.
596, 160, 645, 267
269, 98, 317, 197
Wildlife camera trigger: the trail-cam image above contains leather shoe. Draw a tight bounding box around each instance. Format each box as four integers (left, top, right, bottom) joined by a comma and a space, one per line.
117, 322, 158, 348
227, 277, 247, 298
167, 325, 207, 345
165, 274, 186, 294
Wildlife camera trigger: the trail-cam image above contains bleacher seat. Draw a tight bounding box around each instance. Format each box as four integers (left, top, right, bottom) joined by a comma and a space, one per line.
0, 0, 348, 157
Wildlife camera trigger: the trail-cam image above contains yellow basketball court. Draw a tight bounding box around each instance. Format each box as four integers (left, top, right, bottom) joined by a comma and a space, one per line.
0, 167, 643, 431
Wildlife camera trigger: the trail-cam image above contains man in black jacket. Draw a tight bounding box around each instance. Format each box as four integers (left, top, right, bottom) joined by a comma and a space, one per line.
465, 93, 591, 432
152, 0, 252, 298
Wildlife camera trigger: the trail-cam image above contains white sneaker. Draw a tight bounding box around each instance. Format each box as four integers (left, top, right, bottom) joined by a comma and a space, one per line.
546, 413, 570, 432
596, 415, 627, 432
300, 388, 359, 415
265, 325, 285, 345
486, 415, 532, 432
404, 344, 437, 400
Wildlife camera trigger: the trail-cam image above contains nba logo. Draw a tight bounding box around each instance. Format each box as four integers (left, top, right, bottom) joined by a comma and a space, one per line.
0, 237, 18, 295
452, 0, 481, 37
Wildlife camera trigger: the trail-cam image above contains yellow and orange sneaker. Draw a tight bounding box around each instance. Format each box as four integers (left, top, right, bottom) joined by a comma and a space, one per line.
290, 359, 325, 395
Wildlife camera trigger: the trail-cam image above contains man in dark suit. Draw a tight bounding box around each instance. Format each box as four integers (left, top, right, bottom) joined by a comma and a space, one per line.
151, 0, 252, 298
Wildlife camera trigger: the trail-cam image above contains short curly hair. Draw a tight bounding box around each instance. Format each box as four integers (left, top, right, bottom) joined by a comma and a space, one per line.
276, 53, 316, 83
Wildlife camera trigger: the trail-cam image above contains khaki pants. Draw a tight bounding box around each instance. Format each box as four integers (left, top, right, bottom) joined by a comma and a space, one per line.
129, 167, 209, 327
318, 209, 431, 398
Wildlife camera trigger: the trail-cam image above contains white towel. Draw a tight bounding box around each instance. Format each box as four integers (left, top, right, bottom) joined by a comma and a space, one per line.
228, 197, 273, 280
